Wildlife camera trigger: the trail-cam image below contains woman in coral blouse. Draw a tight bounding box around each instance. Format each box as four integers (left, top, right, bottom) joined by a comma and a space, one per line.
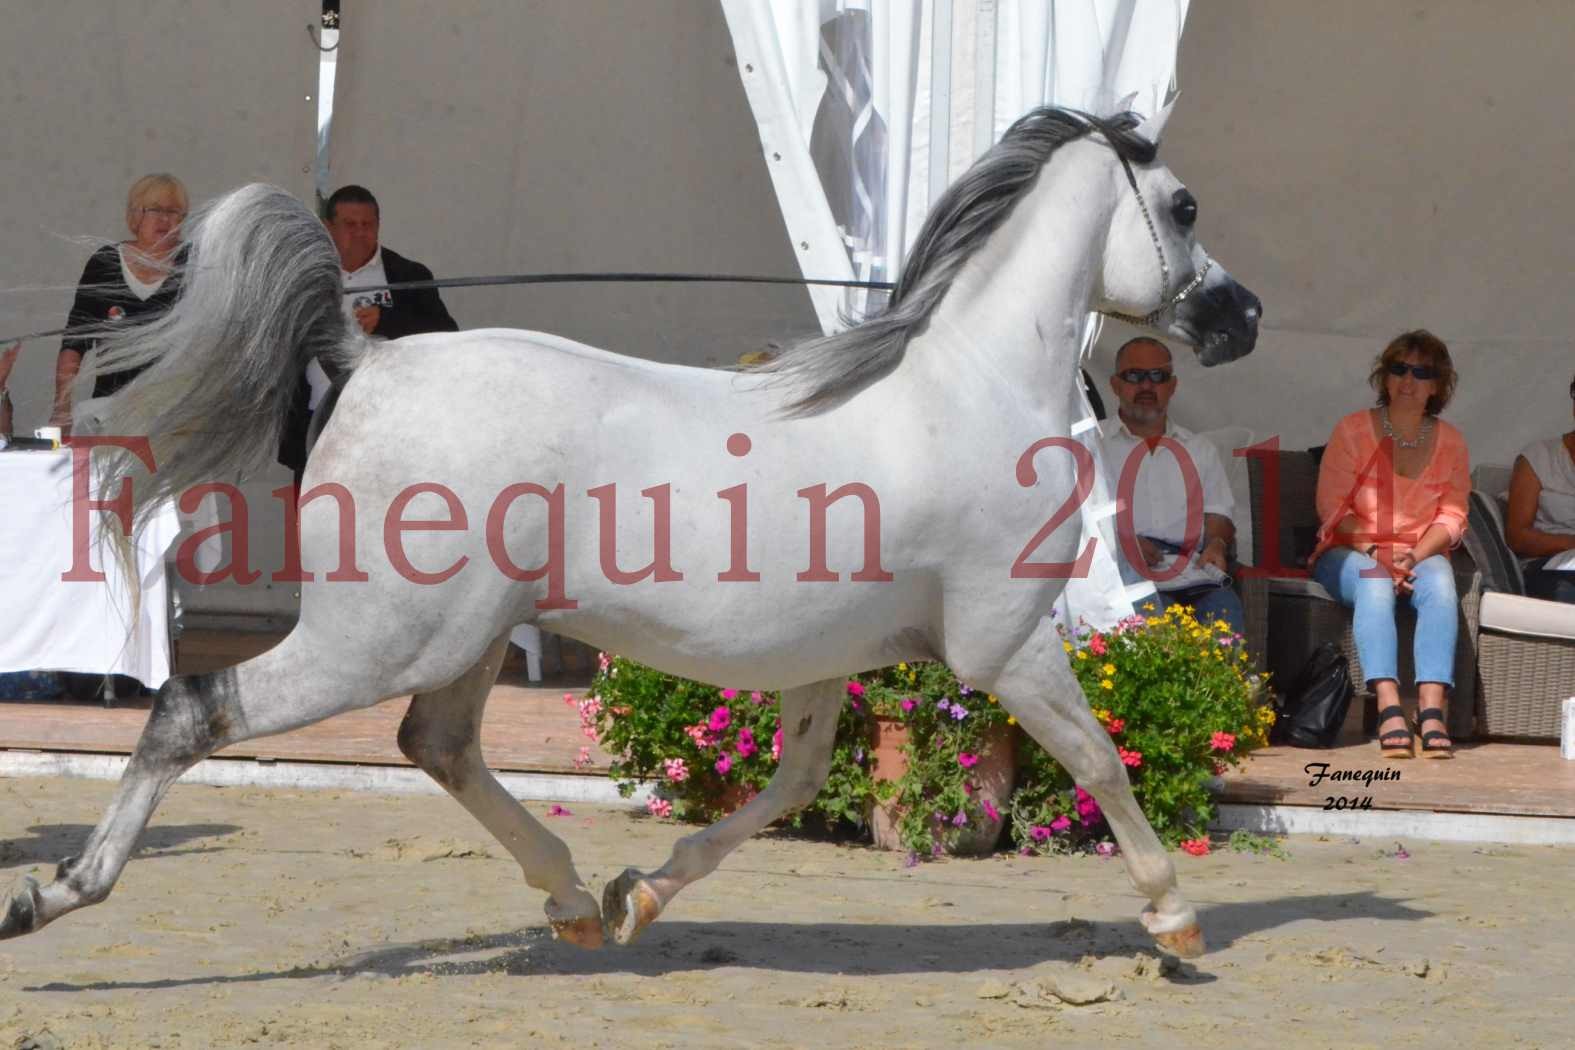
1311, 330, 1470, 760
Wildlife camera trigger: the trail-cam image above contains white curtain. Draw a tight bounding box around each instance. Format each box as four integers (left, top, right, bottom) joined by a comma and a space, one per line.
721, 0, 1189, 628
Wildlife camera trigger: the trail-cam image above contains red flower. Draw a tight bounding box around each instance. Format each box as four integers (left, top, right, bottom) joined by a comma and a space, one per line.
845, 681, 865, 698
1118, 747, 1143, 768
1180, 838, 1211, 856
1088, 633, 1108, 656
1106, 718, 1125, 735
1210, 731, 1237, 752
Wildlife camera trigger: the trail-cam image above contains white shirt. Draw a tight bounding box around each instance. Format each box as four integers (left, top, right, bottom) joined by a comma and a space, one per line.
303, 249, 391, 411
1519, 436, 1575, 536
1097, 415, 1235, 553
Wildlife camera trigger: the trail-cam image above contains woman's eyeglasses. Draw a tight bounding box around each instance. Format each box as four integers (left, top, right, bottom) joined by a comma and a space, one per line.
140, 207, 186, 219
1386, 362, 1438, 381
1116, 368, 1174, 384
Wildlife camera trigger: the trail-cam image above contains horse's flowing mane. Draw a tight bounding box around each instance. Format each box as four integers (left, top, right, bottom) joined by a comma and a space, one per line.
762, 107, 1156, 416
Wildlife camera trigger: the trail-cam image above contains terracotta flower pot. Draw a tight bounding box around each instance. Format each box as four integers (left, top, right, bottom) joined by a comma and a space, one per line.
867, 716, 1016, 855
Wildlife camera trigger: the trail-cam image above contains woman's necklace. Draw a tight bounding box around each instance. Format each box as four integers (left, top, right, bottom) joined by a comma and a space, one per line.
1381, 406, 1432, 450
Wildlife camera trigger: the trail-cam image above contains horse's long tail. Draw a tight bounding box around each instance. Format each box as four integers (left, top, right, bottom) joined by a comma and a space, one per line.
86, 183, 355, 533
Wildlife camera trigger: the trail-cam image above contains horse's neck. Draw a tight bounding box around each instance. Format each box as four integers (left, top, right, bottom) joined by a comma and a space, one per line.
916, 150, 1114, 414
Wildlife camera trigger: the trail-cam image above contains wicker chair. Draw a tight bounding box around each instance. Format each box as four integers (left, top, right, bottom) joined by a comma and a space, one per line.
1460, 486, 1575, 739
1243, 448, 1481, 740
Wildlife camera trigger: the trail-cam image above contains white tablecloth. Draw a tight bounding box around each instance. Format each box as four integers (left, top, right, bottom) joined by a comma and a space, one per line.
0, 449, 182, 687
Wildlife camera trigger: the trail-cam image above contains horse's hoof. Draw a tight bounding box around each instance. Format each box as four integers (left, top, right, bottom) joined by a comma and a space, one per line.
550, 913, 605, 950
0, 875, 41, 941
602, 868, 662, 946
1152, 922, 1206, 959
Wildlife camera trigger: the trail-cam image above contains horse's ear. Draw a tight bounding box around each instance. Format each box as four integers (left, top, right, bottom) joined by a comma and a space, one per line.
1135, 91, 1178, 145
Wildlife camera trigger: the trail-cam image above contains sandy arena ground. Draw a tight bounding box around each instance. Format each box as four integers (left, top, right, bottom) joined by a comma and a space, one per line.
1, 775, 1572, 1049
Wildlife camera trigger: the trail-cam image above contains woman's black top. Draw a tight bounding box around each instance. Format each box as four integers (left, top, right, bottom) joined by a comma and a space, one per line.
60, 244, 183, 398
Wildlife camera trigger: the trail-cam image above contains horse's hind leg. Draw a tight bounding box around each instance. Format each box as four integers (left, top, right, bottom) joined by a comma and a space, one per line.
980, 618, 1204, 958
0, 634, 396, 940
603, 677, 843, 945
396, 634, 603, 948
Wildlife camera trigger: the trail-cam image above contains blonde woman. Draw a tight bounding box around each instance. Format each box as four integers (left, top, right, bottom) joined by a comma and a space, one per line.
51, 173, 188, 431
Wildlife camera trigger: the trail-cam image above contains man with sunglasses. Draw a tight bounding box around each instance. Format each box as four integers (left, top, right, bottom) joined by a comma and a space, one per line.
1099, 337, 1245, 630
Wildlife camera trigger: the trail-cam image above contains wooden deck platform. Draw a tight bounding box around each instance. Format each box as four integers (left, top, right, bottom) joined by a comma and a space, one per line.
3, 630, 1572, 821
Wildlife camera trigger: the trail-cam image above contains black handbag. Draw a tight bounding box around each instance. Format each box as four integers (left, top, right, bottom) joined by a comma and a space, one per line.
1273, 642, 1355, 749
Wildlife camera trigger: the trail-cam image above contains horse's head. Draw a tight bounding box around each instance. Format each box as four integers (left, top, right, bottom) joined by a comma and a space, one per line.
1096, 158, 1261, 367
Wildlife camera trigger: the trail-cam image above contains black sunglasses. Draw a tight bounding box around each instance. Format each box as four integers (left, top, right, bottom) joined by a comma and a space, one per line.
1116, 368, 1174, 384
1386, 362, 1438, 381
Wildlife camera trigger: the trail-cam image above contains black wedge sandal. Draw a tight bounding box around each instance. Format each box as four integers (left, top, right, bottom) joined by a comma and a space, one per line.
1416, 706, 1454, 759
1376, 704, 1415, 760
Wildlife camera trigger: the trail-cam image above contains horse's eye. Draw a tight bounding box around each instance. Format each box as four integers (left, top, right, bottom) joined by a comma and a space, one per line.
1171, 188, 1198, 228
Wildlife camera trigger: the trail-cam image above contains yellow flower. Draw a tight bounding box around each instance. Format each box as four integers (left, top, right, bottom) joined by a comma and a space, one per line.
1007, 715, 1017, 725
1076, 650, 1088, 661
1142, 602, 1156, 611
1238, 651, 1249, 662
1216, 620, 1232, 632
1100, 679, 1114, 690
1063, 642, 1074, 653
907, 671, 917, 684
988, 694, 998, 704
1102, 663, 1116, 676
897, 662, 908, 672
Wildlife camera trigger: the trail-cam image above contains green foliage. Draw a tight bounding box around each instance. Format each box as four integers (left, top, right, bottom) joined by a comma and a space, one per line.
1059, 604, 1273, 846
854, 663, 1013, 856
1228, 829, 1291, 860
583, 602, 1273, 856
583, 655, 871, 826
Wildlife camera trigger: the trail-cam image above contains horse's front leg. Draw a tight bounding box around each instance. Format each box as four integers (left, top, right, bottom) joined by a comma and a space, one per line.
603, 678, 843, 945
971, 616, 1205, 958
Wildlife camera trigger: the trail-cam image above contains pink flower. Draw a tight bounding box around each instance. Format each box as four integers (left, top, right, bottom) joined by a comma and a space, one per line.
646, 797, 672, 818
1074, 787, 1101, 823
597, 652, 611, 673
981, 798, 1000, 823
900, 698, 917, 713
1095, 842, 1118, 858
1105, 718, 1125, 735
720, 688, 739, 700
736, 727, 757, 759
956, 752, 980, 769
708, 706, 732, 732
1217, 635, 1234, 648
750, 691, 766, 704
951, 810, 968, 827
547, 804, 572, 817
1210, 731, 1237, 752
573, 746, 592, 769
714, 753, 733, 776
846, 681, 865, 698
1180, 838, 1211, 856
1029, 825, 1052, 842
684, 723, 709, 746
1050, 815, 1072, 833
663, 757, 689, 783
771, 726, 782, 761
1118, 747, 1143, 768
1088, 633, 1108, 656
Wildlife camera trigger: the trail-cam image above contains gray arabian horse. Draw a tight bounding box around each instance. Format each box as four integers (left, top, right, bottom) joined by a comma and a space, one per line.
2, 109, 1259, 958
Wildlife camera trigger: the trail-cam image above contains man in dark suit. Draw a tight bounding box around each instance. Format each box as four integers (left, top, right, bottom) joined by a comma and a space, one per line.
324, 184, 458, 339
280, 185, 459, 477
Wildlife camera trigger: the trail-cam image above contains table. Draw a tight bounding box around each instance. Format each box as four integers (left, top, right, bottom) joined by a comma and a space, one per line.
0, 449, 182, 687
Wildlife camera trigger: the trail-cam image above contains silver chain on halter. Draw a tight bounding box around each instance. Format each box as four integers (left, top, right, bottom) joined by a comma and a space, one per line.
1099, 156, 1212, 329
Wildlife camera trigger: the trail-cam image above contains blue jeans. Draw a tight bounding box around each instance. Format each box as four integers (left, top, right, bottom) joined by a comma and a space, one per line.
1312, 547, 1456, 687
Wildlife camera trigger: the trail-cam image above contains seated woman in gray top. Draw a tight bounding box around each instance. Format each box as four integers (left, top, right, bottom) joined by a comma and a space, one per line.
1505, 371, 1575, 603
